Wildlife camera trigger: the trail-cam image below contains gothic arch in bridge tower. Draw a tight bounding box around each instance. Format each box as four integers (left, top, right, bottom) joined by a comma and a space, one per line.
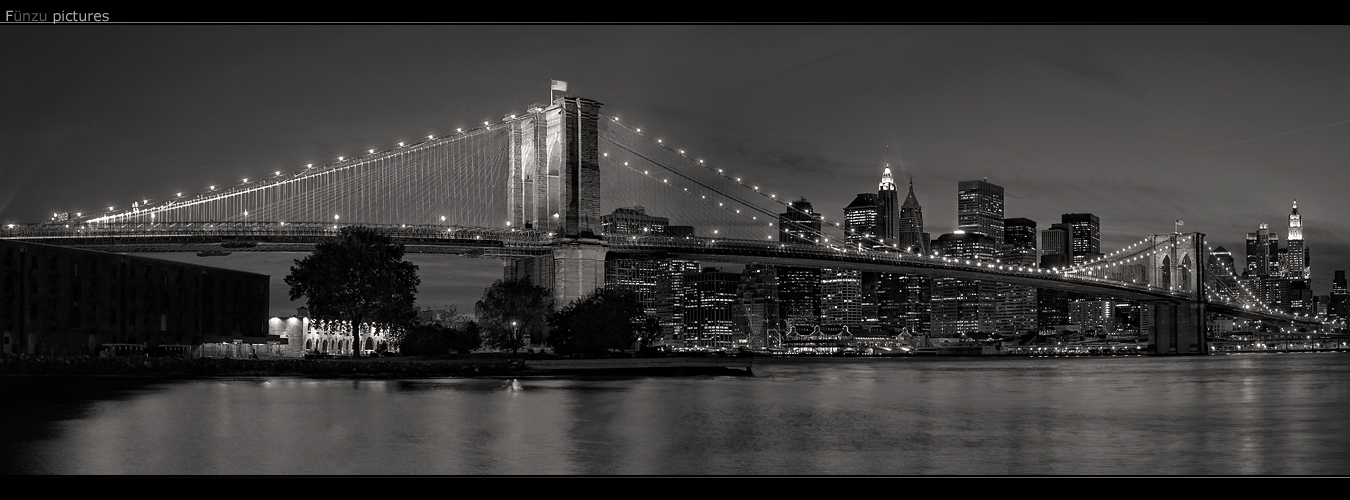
1160, 255, 1171, 291
1179, 254, 1193, 293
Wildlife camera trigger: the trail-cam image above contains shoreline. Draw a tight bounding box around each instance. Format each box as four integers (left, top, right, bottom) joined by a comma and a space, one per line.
2, 350, 1341, 379
0, 355, 755, 379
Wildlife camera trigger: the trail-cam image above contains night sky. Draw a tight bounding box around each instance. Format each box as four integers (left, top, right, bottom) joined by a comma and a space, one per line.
3, 25, 1348, 316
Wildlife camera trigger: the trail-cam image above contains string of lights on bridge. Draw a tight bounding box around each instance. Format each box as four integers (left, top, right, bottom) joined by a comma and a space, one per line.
600, 113, 1327, 325
72, 112, 522, 225
26, 101, 1329, 327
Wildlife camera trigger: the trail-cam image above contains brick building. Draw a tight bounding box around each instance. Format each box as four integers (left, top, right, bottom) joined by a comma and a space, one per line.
1, 240, 269, 356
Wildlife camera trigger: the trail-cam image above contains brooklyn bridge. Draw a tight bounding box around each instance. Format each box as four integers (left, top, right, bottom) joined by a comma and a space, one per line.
0, 96, 1325, 355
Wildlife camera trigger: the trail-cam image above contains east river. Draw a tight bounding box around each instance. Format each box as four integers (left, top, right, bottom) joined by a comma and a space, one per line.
4, 353, 1349, 475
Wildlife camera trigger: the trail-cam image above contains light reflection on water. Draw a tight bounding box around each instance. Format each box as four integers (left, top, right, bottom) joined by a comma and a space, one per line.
5, 354, 1350, 475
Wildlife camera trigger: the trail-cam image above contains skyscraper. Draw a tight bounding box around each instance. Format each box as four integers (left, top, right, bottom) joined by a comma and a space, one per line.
843, 193, 879, 248
996, 218, 1038, 336
736, 265, 779, 348
899, 179, 926, 253
1003, 218, 1038, 254
876, 273, 930, 335
603, 207, 679, 321
876, 167, 900, 248
779, 198, 823, 245
1245, 224, 1274, 276
777, 266, 822, 332
1331, 270, 1348, 322
1061, 213, 1100, 265
601, 206, 668, 235
930, 230, 998, 337
683, 267, 739, 349
656, 259, 702, 346
957, 179, 1005, 247
1040, 223, 1073, 269
1286, 200, 1308, 281
1210, 246, 1236, 275
820, 268, 863, 328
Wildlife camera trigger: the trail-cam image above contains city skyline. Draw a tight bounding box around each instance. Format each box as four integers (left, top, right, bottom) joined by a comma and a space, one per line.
3, 25, 1348, 313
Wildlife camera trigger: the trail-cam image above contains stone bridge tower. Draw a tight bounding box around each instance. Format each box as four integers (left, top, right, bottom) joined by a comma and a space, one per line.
505, 96, 607, 308
1141, 232, 1208, 354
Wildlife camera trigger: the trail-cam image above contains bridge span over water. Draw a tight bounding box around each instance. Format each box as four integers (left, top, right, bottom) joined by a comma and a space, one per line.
4, 95, 1324, 354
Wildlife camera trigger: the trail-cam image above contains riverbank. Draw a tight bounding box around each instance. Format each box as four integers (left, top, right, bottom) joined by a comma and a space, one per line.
0, 354, 754, 378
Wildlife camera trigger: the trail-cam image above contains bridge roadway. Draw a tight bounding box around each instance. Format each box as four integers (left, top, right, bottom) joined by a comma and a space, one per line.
1, 222, 1313, 326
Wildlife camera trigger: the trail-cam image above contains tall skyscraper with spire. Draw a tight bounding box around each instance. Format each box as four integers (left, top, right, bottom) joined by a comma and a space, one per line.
876, 166, 901, 249
1286, 200, 1308, 281
899, 178, 926, 254
873, 162, 929, 335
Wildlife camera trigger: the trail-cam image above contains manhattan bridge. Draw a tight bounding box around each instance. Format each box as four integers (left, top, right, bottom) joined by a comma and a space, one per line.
0, 96, 1328, 355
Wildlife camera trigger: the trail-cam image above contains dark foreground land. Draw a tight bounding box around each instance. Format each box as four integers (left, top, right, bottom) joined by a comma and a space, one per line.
0, 354, 753, 378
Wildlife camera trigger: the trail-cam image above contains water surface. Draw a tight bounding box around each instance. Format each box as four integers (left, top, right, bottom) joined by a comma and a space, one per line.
4, 354, 1349, 475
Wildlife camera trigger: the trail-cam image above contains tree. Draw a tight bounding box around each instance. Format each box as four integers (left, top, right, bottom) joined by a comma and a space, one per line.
637, 314, 663, 353
548, 289, 652, 356
475, 279, 553, 355
285, 226, 420, 358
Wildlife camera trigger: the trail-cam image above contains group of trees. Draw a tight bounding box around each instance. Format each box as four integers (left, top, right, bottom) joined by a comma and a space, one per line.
548, 288, 661, 355
285, 227, 420, 358
286, 226, 661, 358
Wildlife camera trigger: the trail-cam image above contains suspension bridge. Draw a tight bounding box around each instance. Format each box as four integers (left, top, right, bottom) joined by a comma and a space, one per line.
0, 96, 1324, 354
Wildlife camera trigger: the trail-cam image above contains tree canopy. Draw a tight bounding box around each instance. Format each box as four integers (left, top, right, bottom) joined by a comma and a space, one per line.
400, 320, 482, 356
474, 279, 553, 354
285, 226, 420, 357
548, 288, 656, 356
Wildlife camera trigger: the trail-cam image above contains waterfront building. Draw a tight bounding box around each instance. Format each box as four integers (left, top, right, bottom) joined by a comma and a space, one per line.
0, 239, 269, 357
605, 258, 665, 317
1037, 288, 1070, 332
957, 178, 1005, 247
656, 259, 702, 346
268, 307, 392, 357
1069, 300, 1115, 335
820, 268, 863, 328
860, 272, 880, 327
735, 264, 779, 348
777, 266, 822, 331
996, 218, 1039, 336
930, 231, 998, 337
780, 198, 824, 245
996, 247, 1039, 337
682, 267, 739, 349
876, 273, 930, 335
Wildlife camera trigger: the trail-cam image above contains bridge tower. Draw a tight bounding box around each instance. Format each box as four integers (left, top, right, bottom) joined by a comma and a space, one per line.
1141, 232, 1208, 354
504, 96, 607, 307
